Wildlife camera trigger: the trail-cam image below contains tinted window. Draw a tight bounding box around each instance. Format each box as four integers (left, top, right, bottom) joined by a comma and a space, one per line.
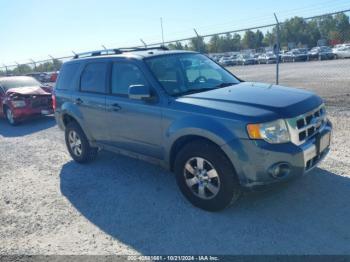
80, 62, 108, 93
111, 62, 147, 95
55, 63, 80, 90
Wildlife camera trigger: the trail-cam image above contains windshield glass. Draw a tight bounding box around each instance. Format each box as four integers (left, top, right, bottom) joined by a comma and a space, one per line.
145, 53, 240, 96
0, 77, 40, 91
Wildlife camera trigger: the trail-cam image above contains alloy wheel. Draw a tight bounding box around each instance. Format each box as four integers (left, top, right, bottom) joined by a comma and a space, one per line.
183, 157, 221, 200
68, 130, 83, 157
6, 109, 15, 124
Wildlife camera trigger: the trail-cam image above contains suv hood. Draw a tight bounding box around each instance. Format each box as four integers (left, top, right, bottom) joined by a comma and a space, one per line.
6, 86, 51, 96
176, 82, 322, 121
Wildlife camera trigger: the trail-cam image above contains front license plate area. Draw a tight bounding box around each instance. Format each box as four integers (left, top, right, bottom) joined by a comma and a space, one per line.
316, 132, 331, 154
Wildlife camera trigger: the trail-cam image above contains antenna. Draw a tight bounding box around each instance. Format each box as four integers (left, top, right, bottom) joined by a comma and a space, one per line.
160, 17, 165, 46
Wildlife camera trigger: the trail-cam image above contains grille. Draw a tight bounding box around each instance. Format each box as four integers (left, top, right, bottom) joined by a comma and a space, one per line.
296, 106, 326, 143
287, 105, 327, 145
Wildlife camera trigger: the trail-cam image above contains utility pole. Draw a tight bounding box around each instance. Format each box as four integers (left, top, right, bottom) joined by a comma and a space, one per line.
274, 13, 280, 85
193, 28, 201, 52
160, 17, 165, 46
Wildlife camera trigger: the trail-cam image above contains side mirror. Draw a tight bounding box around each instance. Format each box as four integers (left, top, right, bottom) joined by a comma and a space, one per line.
129, 84, 152, 100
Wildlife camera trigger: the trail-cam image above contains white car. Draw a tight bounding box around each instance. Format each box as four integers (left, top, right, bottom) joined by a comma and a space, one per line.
333, 46, 350, 59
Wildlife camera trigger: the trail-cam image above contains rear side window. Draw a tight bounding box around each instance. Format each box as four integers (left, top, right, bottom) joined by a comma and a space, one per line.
80, 62, 108, 93
55, 63, 80, 90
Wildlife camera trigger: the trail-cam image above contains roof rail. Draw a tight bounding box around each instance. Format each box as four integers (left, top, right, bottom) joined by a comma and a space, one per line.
73, 46, 169, 59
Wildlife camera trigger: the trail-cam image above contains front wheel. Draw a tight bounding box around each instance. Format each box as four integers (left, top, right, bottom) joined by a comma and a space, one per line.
5, 107, 18, 126
65, 121, 98, 163
174, 140, 241, 212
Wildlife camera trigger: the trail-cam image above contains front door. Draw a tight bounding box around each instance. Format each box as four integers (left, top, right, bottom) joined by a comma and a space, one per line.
105, 61, 163, 159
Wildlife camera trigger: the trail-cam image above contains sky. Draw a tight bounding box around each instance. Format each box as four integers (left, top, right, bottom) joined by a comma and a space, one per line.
0, 0, 349, 65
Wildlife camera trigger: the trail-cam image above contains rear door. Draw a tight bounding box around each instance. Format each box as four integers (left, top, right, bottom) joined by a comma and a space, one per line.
75, 61, 109, 143
105, 60, 163, 159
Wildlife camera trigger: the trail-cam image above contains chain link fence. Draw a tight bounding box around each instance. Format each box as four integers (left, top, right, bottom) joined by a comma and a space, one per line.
0, 9, 349, 106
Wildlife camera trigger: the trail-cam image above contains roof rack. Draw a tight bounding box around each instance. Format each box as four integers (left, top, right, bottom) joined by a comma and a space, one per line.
73, 46, 169, 59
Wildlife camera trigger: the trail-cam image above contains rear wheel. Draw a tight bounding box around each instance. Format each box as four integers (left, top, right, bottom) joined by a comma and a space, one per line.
174, 140, 241, 212
5, 107, 18, 126
65, 121, 98, 163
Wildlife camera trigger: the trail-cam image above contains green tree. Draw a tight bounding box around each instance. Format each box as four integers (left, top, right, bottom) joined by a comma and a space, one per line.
263, 30, 275, 47
189, 36, 207, 53
242, 30, 256, 49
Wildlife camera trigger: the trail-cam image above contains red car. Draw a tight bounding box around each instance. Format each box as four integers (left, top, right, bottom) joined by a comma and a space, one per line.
0, 76, 54, 125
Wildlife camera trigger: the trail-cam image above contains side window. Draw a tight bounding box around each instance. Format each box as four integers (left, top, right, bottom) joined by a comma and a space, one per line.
80, 62, 108, 93
111, 62, 147, 95
55, 63, 80, 90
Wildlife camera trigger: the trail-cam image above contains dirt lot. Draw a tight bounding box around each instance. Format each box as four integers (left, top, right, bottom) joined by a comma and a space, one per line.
0, 62, 350, 255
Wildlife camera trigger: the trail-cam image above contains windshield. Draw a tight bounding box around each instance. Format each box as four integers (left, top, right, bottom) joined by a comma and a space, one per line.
145, 53, 240, 96
0, 77, 41, 91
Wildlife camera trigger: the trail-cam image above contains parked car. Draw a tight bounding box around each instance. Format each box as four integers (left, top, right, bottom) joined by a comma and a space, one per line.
236, 54, 255, 65
308, 46, 334, 60
54, 47, 332, 211
281, 49, 309, 62
26, 72, 47, 83
333, 46, 350, 59
257, 52, 277, 64
48, 71, 59, 82
0, 76, 53, 125
219, 56, 236, 66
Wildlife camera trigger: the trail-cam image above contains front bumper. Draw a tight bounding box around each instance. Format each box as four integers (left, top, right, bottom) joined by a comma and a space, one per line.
222, 121, 332, 188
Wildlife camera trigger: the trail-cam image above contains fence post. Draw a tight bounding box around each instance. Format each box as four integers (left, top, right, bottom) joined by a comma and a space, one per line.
140, 39, 147, 48
30, 59, 37, 72
274, 13, 280, 85
193, 28, 201, 52
3, 65, 8, 76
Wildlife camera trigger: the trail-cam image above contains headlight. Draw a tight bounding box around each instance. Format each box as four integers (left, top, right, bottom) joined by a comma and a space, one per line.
247, 119, 290, 144
11, 100, 26, 108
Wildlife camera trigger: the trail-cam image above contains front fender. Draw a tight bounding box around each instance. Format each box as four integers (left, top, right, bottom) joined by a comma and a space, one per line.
164, 115, 240, 163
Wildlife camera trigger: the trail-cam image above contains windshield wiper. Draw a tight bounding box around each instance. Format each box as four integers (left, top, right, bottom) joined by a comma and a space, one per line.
175, 88, 214, 97
175, 83, 238, 97
215, 82, 237, 88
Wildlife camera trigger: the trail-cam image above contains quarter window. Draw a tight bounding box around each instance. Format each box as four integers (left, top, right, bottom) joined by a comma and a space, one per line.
80, 62, 108, 93
111, 62, 147, 95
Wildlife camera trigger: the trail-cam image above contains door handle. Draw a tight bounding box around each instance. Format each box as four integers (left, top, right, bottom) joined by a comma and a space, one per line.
75, 98, 84, 105
111, 103, 122, 111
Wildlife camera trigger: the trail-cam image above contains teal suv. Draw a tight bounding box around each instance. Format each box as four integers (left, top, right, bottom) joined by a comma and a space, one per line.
54, 47, 332, 211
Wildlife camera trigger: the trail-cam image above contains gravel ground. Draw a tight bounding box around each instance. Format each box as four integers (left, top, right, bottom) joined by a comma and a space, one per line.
229, 59, 350, 107
0, 64, 350, 255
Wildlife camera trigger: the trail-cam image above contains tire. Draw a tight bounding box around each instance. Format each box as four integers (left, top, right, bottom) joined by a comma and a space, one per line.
334, 54, 338, 60
5, 107, 18, 126
65, 121, 98, 163
174, 140, 241, 212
